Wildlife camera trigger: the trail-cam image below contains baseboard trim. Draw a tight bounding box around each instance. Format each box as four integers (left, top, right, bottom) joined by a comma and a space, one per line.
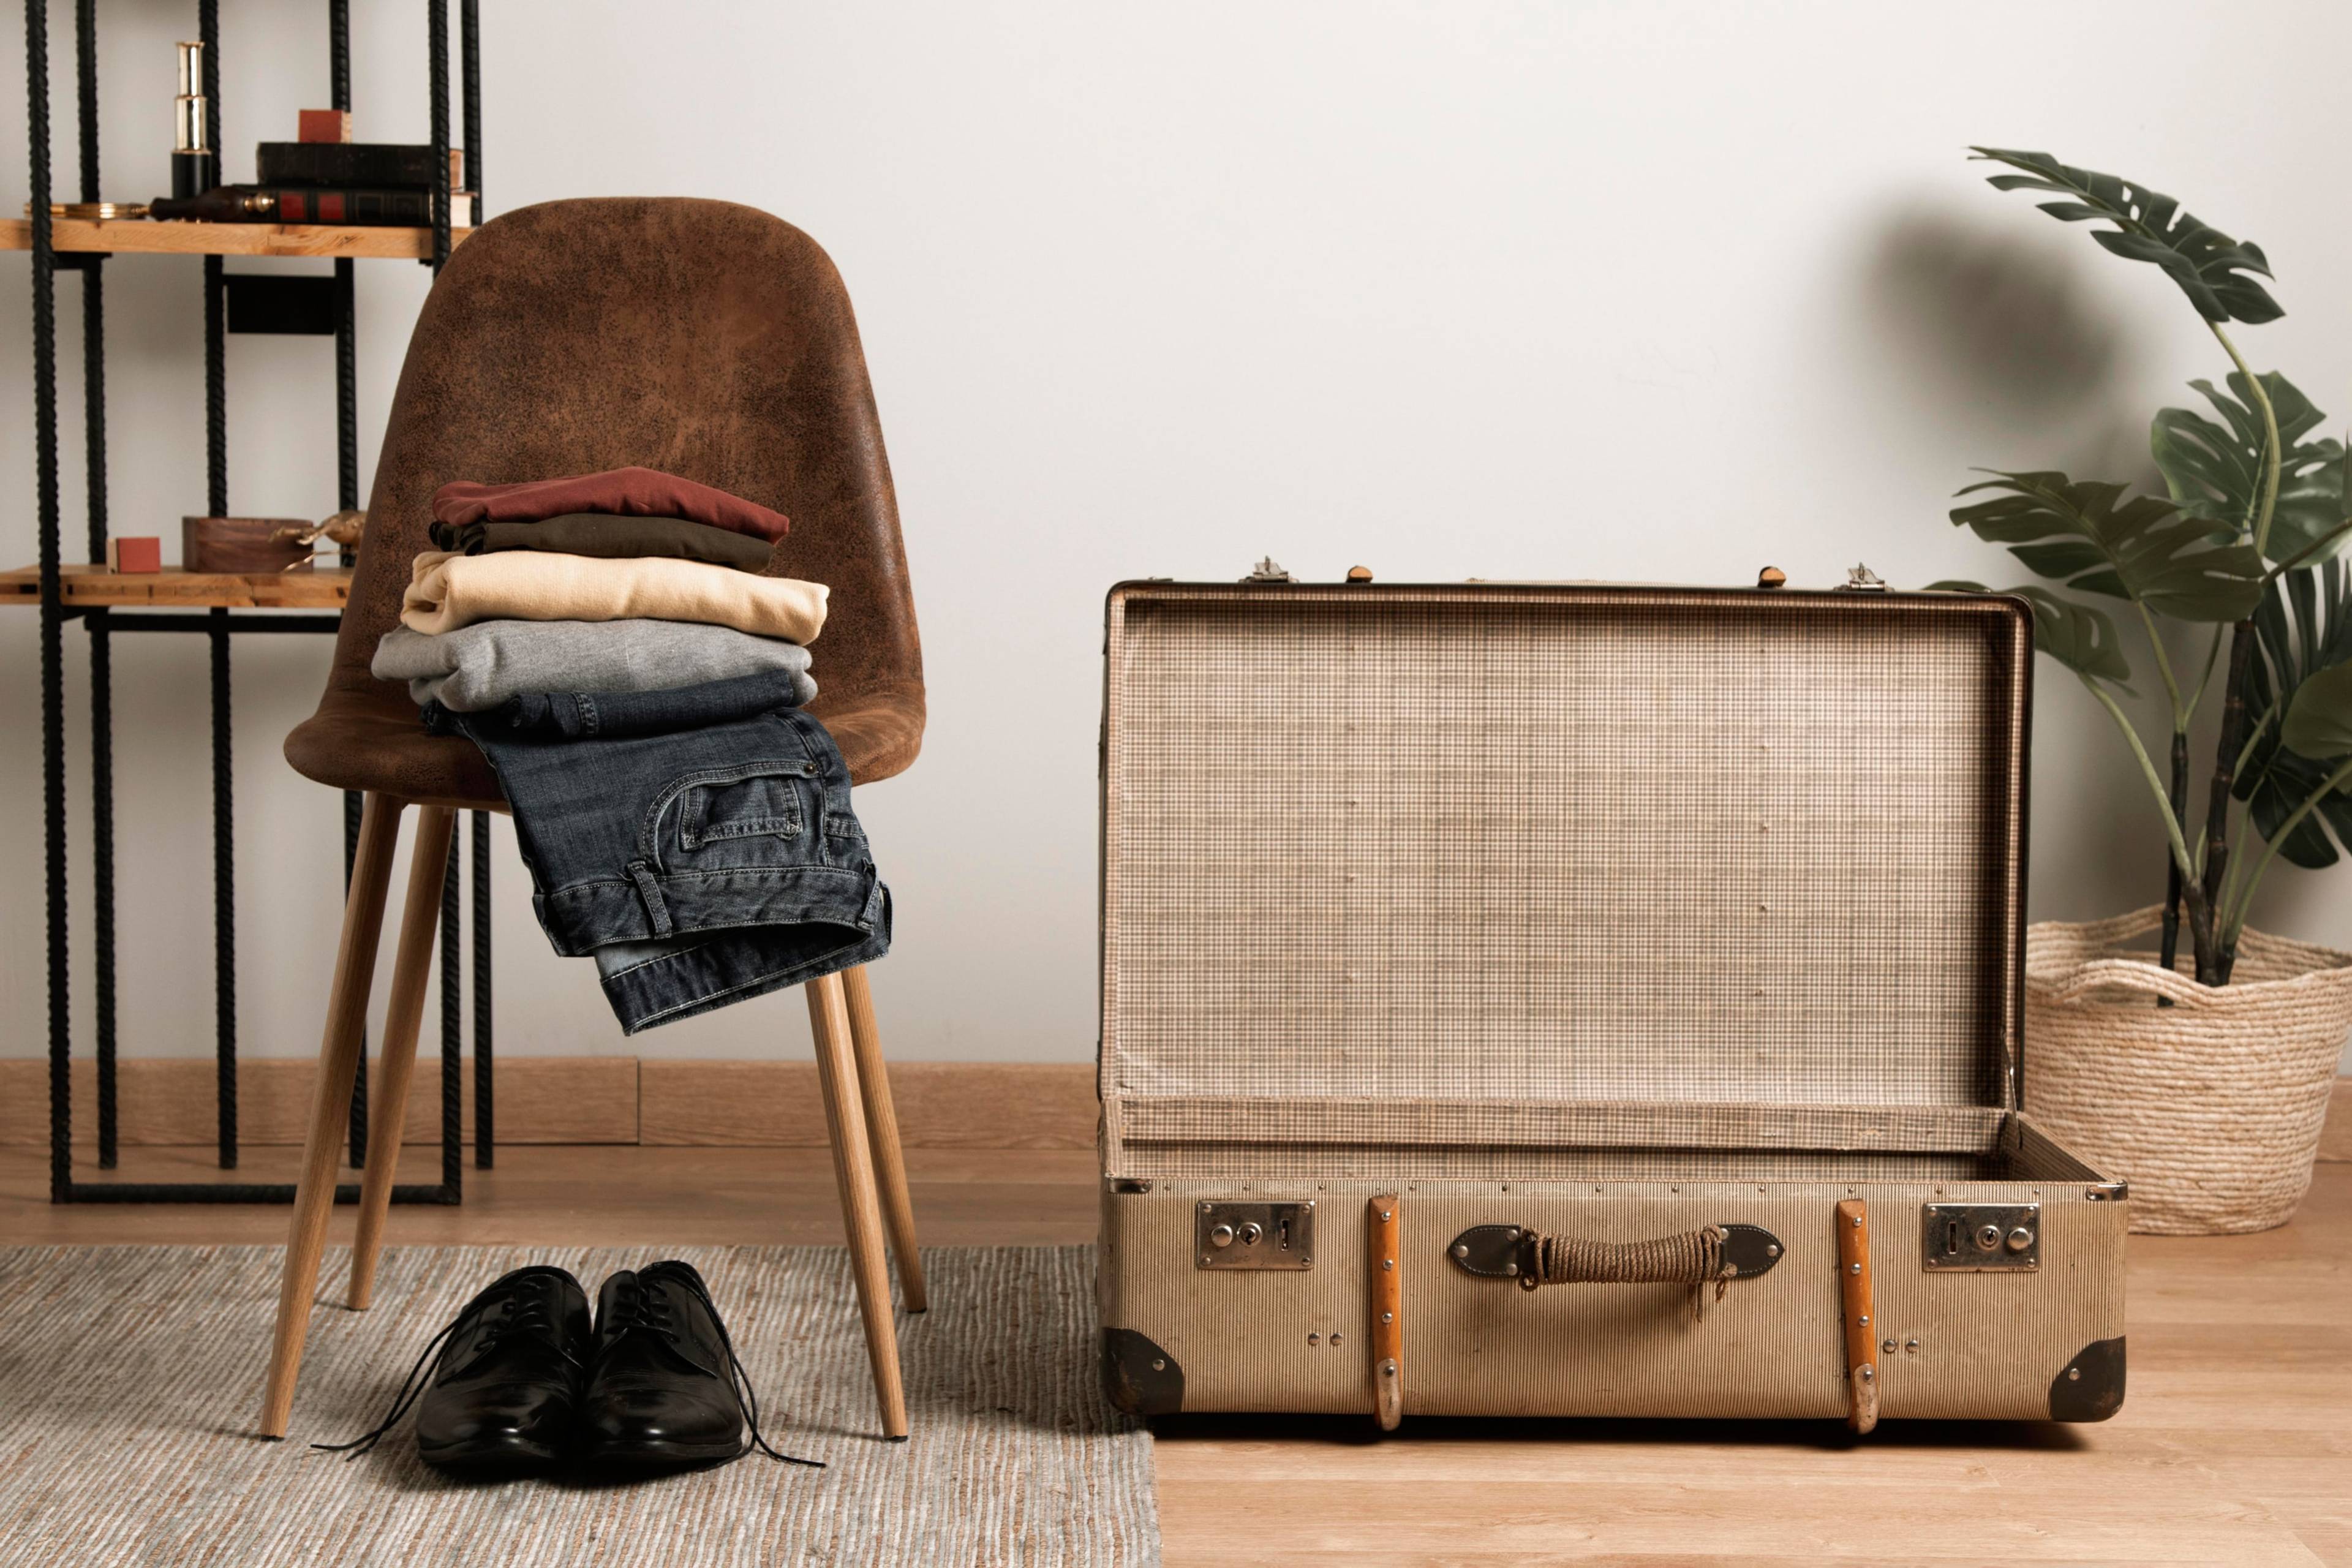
0, 1057, 1098, 1152
2323, 1078, 2352, 1164
6, 1057, 2332, 1157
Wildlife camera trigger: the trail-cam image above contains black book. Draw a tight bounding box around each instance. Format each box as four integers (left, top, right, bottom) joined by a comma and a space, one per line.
256, 141, 442, 189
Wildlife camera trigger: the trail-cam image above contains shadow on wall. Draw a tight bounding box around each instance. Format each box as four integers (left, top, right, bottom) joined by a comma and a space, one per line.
1860, 205, 2160, 491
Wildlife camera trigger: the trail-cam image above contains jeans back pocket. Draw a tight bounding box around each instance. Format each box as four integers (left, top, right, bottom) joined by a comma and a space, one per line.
676, 759, 820, 853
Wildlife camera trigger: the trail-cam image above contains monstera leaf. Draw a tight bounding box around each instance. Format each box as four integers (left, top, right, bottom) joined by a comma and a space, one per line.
1928, 581, 2133, 685
1970, 148, 2282, 325
2285, 663, 2352, 760
2236, 558, 2352, 867
1950, 470, 2264, 621
2152, 372, 2348, 564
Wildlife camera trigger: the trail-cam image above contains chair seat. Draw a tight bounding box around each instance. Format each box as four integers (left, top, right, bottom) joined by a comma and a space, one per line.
285, 679, 926, 807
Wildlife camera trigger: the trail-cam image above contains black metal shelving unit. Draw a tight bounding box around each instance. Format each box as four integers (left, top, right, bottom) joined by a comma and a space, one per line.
23, 0, 494, 1204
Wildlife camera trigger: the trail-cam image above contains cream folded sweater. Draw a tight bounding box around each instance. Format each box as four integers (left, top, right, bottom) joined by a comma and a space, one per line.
399, 550, 828, 642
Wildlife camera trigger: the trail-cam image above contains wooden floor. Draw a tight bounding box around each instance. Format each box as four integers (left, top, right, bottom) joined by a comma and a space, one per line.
6, 1145, 2348, 1566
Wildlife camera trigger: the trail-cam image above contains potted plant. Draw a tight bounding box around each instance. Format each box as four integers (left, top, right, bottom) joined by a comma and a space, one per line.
1936, 148, 2352, 1235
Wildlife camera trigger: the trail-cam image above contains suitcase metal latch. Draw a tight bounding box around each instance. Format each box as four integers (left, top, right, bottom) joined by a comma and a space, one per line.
1196, 1200, 1316, 1270
1921, 1203, 2039, 1270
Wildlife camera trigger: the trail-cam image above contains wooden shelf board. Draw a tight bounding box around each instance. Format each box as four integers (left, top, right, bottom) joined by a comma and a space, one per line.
0, 563, 351, 610
1, 217, 471, 260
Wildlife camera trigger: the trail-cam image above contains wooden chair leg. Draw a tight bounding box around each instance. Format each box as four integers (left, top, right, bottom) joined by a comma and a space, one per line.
805, 970, 910, 1438
258, 792, 404, 1439
840, 965, 927, 1313
348, 805, 456, 1311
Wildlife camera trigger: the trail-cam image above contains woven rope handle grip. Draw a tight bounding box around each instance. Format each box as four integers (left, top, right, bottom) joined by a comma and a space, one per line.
2037, 957, 2215, 1008
1518, 1224, 1731, 1292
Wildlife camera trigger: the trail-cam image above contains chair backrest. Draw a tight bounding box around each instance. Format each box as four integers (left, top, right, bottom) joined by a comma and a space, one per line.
325, 197, 922, 749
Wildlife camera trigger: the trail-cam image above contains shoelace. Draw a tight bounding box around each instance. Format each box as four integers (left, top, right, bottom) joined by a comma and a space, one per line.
314, 1267, 584, 1460
623, 1264, 824, 1469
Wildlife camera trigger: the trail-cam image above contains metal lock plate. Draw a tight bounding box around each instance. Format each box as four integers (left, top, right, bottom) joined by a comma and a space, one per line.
1921, 1202, 2040, 1271
1195, 1200, 1316, 1270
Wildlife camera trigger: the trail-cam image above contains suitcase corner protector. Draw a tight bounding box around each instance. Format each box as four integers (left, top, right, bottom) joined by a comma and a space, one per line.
2048, 1335, 2126, 1422
1102, 1327, 1183, 1416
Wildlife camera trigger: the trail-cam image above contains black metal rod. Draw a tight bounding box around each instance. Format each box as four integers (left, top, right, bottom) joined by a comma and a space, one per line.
29, 0, 71, 1208
88, 612, 116, 1167
73, 0, 95, 202
428, 0, 450, 271
461, 0, 481, 225
63, 1183, 458, 1207
72, 0, 116, 1170
198, 0, 220, 190
345, 789, 367, 1167
472, 810, 492, 1167
440, 829, 462, 1196
332, 0, 363, 1161
210, 608, 237, 1166
97, 612, 345, 634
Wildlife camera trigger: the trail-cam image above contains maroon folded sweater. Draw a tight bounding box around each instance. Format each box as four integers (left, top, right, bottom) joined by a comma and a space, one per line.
431, 467, 790, 543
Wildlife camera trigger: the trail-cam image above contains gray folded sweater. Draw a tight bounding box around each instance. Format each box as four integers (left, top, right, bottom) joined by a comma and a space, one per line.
372, 617, 818, 712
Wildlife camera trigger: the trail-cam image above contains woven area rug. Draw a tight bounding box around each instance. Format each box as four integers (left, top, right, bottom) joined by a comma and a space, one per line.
0, 1245, 1157, 1567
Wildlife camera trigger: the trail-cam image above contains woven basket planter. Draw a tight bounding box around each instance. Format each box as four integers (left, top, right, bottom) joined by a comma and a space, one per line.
2024, 907, 2352, 1235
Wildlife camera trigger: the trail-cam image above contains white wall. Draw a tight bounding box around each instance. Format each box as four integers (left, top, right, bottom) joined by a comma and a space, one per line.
2, 0, 2346, 1069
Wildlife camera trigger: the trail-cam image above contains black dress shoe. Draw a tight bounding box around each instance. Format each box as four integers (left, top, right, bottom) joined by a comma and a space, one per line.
576, 1260, 820, 1470
317, 1264, 592, 1473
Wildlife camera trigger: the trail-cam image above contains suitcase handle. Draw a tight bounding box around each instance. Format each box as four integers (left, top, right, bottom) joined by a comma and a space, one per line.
1448, 1221, 1784, 1295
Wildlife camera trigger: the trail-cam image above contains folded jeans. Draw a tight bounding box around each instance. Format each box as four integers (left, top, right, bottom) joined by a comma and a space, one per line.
439, 679, 888, 1034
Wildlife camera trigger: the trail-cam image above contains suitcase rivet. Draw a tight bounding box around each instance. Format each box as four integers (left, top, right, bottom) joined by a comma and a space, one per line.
1765, 1243, 1781, 1259
1858, 1314, 1870, 1327
1379, 1210, 1392, 1222
1451, 1243, 1469, 1259
2067, 1366, 2081, 1381
1858, 1365, 1875, 1383
1850, 1215, 1863, 1228
1331, 1334, 1344, 1347
1152, 1359, 1166, 1372
1503, 1263, 1519, 1277
1905, 1339, 1920, 1354
1382, 1259, 1394, 1271
1881, 1338, 1898, 1354
1308, 1333, 1321, 1346
1849, 1262, 1862, 1275
1302, 1258, 1313, 1268
1504, 1227, 1520, 1238
1381, 1311, 1394, 1324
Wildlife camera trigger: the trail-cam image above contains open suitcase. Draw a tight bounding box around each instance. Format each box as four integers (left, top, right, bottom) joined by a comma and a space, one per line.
1095, 574, 2128, 1431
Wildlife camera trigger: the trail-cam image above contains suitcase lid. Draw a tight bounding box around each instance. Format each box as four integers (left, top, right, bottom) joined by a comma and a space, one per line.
1098, 579, 2033, 1158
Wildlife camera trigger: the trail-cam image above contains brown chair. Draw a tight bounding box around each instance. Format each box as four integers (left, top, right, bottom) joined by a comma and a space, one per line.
260, 198, 927, 1441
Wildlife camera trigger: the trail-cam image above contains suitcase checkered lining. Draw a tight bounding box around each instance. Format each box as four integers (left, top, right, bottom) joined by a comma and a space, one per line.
1099, 586, 2029, 1178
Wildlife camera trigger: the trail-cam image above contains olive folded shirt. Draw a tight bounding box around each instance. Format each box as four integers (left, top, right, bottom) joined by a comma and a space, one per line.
399, 549, 827, 642
432, 466, 791, 543
372, 618, 818, 712
428, 512, 775, 571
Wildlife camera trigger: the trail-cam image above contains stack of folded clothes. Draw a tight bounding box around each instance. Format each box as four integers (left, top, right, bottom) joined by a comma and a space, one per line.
372, 467, 891, 1034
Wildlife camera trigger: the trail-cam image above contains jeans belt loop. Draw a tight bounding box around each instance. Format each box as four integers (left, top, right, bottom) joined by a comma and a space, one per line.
626, 860, 673, 937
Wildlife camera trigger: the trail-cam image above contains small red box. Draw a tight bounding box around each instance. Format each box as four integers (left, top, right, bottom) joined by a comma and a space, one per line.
297, 108, 352, 144
107, 536, 162, 574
